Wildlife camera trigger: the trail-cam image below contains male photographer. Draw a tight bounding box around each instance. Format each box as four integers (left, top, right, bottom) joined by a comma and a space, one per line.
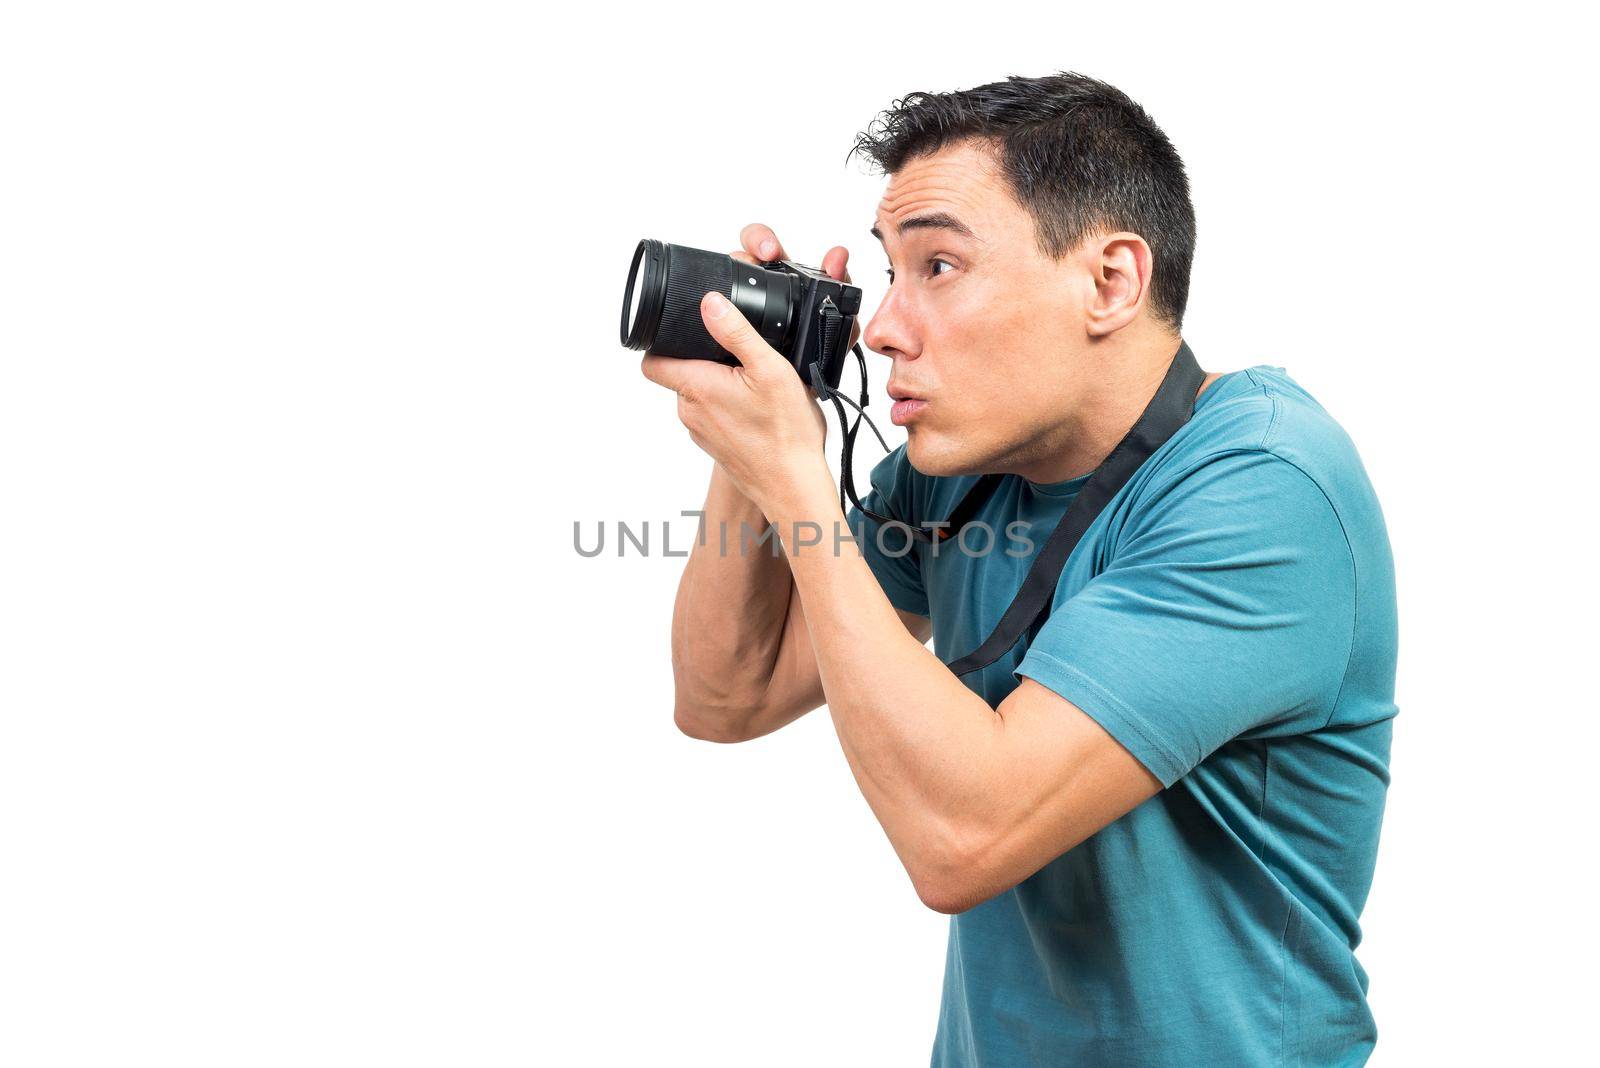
641, 72, 1396, 1067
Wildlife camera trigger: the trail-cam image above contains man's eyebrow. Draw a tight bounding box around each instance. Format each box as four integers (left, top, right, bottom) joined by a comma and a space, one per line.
869, 212, 978, 243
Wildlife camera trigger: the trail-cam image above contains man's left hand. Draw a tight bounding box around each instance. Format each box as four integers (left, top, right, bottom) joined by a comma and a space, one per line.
641, 291, 831, 515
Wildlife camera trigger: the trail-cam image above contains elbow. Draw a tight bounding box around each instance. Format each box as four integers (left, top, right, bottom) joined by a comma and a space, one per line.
905, 825, 1003, 916
673, 700, 759, 744
911, 870, 992, 916
914, 879, 980, 916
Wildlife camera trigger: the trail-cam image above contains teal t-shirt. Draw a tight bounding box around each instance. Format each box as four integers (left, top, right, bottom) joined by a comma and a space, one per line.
846, 365, 1397, 1067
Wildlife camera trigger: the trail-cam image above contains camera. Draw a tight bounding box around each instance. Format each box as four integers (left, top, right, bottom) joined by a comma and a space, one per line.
620, 238, 863, 392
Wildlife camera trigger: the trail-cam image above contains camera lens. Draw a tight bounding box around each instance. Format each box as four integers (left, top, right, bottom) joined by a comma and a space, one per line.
626, 264, 647, 338
621, 239, 798, 362
621, 239, 668, 350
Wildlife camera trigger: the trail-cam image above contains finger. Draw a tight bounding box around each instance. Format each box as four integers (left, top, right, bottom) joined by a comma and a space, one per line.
643, 346, 748, 403
640, 353, 690, 393
820, 245, 859, 346
731, 251, 756, 265
739, 222, 786, 263
821, 245, 851, 282
641, 353, 726, 397
700, 291, 785, 377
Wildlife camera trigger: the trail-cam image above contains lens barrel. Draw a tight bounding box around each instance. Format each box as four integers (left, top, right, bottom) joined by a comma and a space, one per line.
621, 239, 799, 362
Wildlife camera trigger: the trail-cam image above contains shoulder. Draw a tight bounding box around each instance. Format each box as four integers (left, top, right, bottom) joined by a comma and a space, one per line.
1103, 364, 1401, 602
1118, 364, 1395, 667
1150, 365, 1386, 526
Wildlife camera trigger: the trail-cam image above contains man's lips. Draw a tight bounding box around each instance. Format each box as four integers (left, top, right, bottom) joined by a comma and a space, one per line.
890, 399, 927, 425
887, 386, 928, 426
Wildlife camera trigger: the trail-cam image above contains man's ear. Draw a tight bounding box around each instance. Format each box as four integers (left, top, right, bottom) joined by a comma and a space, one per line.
1084, 232, 1153, 337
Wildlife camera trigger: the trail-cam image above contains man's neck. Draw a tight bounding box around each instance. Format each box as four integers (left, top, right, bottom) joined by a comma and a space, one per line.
1010, 333, 1201, 485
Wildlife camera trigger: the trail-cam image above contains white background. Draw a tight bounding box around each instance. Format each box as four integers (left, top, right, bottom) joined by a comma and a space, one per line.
3, 3, 1595, 1065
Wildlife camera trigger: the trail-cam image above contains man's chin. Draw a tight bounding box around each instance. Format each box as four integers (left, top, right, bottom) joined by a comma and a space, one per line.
905, 433, 992, 479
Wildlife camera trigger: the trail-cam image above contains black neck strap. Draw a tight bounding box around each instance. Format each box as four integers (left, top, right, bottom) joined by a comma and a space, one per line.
814, 340, 1207, 679
943, 342, 1205, 677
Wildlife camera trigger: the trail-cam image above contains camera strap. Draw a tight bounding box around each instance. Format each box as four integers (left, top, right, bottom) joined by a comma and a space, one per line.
812, 339, 1206, 678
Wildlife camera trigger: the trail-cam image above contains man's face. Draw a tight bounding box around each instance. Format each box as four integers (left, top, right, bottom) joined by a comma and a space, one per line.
864, 140, 1092, 477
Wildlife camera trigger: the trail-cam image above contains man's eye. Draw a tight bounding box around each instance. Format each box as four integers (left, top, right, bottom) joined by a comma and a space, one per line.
885, 260, 953, 285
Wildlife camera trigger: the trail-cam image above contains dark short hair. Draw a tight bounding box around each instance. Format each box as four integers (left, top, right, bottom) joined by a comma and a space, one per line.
850, 72, 1196, 329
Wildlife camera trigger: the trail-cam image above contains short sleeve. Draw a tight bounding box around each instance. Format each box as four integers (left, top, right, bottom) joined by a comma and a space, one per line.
1016, 450, 1356, 787
845, 446, 930, 618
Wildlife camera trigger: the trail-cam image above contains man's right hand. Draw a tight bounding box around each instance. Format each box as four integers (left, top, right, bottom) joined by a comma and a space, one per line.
732, 223, 860, 351
666, 224, 930, 745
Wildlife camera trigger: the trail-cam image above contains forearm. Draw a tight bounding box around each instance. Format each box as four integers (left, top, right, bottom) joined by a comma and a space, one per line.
671, 463, 806, 736
762, 469, 1003, 895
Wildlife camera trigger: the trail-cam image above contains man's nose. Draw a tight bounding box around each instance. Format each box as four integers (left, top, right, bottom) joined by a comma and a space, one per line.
863, 291, 916, 361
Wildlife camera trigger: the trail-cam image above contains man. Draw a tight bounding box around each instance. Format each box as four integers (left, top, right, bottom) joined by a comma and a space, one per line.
641, 72, 1396, 1067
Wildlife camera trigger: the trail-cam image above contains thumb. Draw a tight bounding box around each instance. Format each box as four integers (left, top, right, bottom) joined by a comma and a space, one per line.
700, 291, 784, 376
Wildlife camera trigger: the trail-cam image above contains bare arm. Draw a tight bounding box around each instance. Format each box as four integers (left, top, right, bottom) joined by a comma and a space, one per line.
641, 238, 1155, 913
643, 236, 1198, 915
668, 224, 930, 743
764, 473, 1160, 914
671, 464, 929, 742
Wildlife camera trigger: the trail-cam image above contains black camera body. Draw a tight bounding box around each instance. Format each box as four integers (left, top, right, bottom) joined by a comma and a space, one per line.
622, 239, 862, 392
